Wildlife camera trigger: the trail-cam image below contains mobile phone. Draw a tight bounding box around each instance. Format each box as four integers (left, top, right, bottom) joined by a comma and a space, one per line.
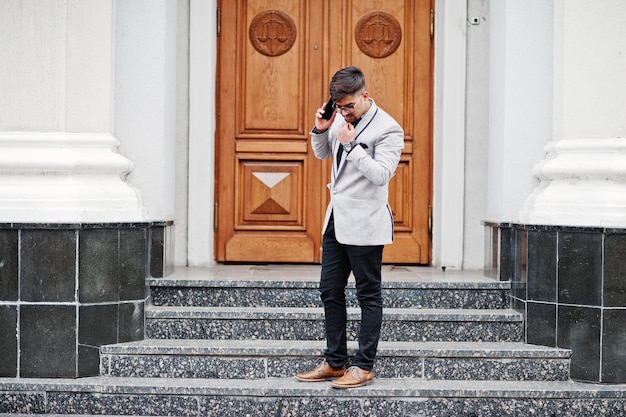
321, 98, 335, 120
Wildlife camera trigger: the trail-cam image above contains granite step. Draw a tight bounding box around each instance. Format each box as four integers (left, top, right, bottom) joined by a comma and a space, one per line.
148, 278, 510, 309
100, 339, 571, 381
2, 376, 626, 416
145, 306, 524, 342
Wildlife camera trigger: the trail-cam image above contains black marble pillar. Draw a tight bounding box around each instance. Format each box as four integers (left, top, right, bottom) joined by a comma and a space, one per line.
483, 221, 626, 383
0, 221, 173, 378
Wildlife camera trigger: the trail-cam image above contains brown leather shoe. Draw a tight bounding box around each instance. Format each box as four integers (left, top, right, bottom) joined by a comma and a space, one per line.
330, 366, 374, 388
294, 360, 346, 382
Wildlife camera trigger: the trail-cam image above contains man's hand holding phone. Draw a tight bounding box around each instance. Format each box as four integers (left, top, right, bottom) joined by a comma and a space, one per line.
314, 98, 336, 132
321, 99, 335, 120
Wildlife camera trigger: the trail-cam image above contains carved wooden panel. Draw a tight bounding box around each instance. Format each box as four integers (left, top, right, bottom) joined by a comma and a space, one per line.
218, 0, 433, 264
327, 0, 432, 264
218, 1, 324, 263
355, 11, 402, 58
236, 157, 304, 229
388, 158, 412, 232
240, 2, 304, 136
249, 9, 297, 57
339, 1, 413, 141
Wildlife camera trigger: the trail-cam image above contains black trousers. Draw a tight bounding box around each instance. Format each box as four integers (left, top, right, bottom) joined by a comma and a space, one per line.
319, 214, 384, 371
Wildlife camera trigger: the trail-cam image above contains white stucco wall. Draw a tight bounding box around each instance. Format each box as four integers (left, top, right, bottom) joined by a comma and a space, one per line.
463, 0, 490, 269
186, 0, 217, 266
486, 0, 554, 222
114, 0, 178, 222
432, 0, 467, 269
175, 0, 191, 265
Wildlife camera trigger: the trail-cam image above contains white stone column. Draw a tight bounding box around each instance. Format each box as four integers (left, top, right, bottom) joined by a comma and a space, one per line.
520, 0, 626, 227
0, 0, 145, 222
0, 132, 143, 222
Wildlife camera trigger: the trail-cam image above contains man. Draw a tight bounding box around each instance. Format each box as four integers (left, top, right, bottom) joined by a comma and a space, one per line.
294, 66, 404, 388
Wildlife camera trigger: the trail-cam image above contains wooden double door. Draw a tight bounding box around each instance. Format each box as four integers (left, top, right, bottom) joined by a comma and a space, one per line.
216, 0, 433, 264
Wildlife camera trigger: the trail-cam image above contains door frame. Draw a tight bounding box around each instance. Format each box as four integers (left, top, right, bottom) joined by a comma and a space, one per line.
186, 0, 467, 268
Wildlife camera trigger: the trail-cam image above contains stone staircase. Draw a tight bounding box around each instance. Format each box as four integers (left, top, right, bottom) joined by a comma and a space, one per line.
3, 265, 626, 416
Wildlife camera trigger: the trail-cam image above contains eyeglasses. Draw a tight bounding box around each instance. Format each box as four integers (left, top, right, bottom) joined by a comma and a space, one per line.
334, 102, 357, 113
334, 93, 364, 114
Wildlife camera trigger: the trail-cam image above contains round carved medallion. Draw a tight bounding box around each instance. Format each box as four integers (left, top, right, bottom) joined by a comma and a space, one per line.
355, 11, 402, 59
249, 9, 297, 57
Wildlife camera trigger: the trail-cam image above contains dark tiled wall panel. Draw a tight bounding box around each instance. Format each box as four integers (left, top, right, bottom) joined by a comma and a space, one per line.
603, 233, 626, 307
525, 301, 556, 347
119, 302, 145, 342
602, 309, 626, 383
20, 304, 77, 378
558, 232, 603, 306
79, 228, 120, 303
0, 305, 18, 377
79, 304, 120, 345
484, 222, 626, 383
527, 230, 557, 302
499, 226, 515, 281
0, 230, 18, 301
120, 228, 149, 300
21, 229, 77, 302
557, 305, 601, 382
0, 222, 172, 378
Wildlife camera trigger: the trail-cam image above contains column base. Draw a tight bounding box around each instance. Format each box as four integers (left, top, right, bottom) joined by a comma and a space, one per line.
483, 221, 626, 383
0, 221, 173, 378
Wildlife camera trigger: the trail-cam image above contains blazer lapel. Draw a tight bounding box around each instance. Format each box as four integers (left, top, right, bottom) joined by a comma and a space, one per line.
332, 100, 378, 179
353, 100, 376, 136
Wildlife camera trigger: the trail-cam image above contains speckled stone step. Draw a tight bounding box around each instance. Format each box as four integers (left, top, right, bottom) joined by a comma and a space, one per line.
100, 339, 571, 381
148, 278, 510, 309
145, 306, 524, 342
2, 376, 626, 416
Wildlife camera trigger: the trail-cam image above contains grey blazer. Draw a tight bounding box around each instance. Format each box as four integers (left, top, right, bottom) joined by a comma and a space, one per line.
311, 99, 404, 246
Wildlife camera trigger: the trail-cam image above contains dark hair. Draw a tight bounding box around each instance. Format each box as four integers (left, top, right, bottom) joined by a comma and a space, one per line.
329, 66, 366, 101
